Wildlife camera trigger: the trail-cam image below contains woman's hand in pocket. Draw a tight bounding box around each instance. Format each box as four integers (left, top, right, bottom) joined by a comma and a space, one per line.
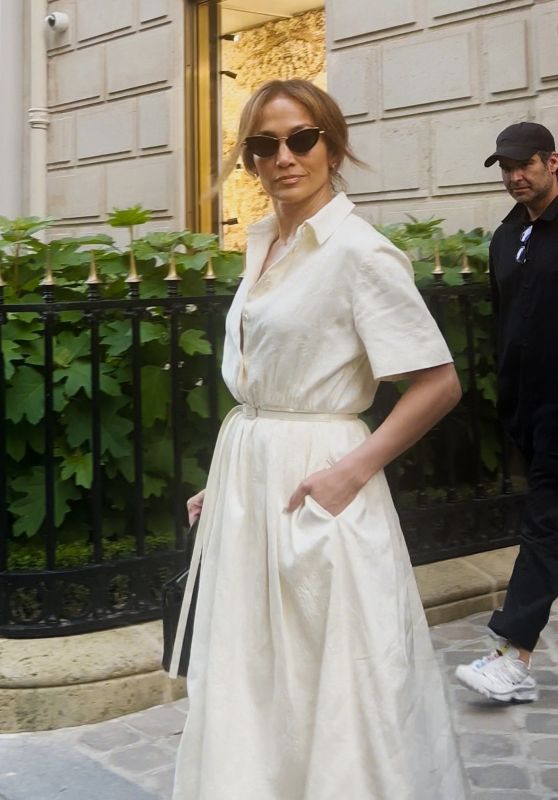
286, 461, 364, 518
187, 489, 205, 526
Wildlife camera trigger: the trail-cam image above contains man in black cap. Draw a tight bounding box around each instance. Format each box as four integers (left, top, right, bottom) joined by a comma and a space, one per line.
456, 121, 558, 702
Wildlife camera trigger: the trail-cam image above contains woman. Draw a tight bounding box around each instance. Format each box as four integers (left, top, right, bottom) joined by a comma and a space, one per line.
170, 79, 470, 799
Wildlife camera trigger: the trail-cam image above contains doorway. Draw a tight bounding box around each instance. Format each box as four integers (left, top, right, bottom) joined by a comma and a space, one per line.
187, 1, 325, 243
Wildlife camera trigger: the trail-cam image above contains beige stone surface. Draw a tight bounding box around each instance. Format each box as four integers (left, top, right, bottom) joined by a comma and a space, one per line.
0, 621, 164, 689
330, 0, 416, 42
106, 26, 172, 95
383, 32, 474, 112
0, 670, 184, 733
48, 47, 103, 107
76, 99, 136, 160
485, 20, 528, 96
414, 557, 493, 608
76, 0, 134, 42
464, 545, 519, 589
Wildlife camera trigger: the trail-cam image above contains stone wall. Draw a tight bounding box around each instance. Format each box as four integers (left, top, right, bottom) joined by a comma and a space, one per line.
221, 9, 326, 251
326, 0, 558, 232
45, 0, 184, 241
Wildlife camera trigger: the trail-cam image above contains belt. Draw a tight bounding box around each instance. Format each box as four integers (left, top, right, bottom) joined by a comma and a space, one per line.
240, 404, 358, 421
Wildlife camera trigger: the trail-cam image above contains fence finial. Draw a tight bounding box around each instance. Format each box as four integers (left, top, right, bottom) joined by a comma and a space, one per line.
460, 252, 472, 276
164, 251, 178, 282
40, 250, 55, 286
86, 252, 102, 285
125, 250, 141, 284
205, 258, 215, 280
432, 242, 444, 279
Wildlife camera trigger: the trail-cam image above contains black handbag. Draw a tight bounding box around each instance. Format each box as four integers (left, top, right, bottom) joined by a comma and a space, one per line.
161, 521, 200, 678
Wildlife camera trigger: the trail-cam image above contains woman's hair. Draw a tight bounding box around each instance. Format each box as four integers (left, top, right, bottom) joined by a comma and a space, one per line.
221, 79, 366, 186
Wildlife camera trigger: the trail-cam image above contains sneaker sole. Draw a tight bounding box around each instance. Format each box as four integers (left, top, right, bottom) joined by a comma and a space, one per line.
455, 667, 539, 703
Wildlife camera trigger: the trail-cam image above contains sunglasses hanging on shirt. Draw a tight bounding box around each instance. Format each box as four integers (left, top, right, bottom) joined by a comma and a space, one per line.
515, 224, 533, 264
242, 127, 325, 158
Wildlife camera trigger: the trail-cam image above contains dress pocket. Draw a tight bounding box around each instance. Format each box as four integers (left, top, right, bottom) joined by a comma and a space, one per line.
305, 493, 360, 521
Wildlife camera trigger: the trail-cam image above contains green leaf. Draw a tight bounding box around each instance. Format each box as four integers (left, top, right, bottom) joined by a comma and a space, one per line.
107, 205, 152, 228
55, 360, 91, 397
187, 384, 209, 418
179, 329, 212, 355
2, 339, 23, 379
59, 450, 93, 488
143, 473, 166, 498
101, 397, 133, 458
6, 366, 44, 423
10, 466, 80, 537
100, 320, 132, 356
141, 365, 169, 426
54, 331, 90, 367
62, 400, 91, 448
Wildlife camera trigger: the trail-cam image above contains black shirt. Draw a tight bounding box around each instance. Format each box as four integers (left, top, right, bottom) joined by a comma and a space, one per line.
489, 193, 558, 451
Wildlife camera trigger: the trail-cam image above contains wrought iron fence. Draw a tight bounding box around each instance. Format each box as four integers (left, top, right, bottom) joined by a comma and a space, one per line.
0, 269, 524, 638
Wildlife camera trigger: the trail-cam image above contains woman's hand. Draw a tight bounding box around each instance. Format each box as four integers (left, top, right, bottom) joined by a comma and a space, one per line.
286, 461, 364, 517
187, 489, 205, 526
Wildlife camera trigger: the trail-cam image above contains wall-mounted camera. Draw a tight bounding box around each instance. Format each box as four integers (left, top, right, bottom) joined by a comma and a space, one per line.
44, 12, 69, 33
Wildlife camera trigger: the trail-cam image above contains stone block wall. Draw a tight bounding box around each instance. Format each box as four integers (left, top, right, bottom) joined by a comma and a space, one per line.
326, 0, 558, 232
45, 0, 184, 240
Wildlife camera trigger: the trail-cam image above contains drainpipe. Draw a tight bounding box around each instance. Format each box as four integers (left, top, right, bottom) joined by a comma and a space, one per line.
28, 0, 49, 223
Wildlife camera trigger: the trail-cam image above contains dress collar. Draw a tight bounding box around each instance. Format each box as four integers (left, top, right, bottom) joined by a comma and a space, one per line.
246, 192, 356, 246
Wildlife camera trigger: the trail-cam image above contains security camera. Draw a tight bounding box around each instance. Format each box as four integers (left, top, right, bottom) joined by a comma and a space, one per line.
45, 12, 69, 33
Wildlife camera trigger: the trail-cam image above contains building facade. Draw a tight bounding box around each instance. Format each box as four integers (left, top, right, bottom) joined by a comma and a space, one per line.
1, 0, 558, 239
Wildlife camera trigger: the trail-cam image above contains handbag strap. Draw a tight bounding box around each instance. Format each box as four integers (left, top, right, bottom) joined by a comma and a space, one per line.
168, 520, 203, 678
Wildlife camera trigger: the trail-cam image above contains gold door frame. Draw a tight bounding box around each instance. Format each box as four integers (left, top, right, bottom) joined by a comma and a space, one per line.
184, 0, 221, 234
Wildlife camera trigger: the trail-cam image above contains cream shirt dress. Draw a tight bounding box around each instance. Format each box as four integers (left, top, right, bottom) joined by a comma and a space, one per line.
171, 193, 470, 799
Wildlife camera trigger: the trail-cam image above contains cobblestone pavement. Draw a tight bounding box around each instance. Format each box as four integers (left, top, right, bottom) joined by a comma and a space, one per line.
0, 605, 557, 799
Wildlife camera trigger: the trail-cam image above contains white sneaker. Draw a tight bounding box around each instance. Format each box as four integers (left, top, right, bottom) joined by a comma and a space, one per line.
455, 642, 539, 702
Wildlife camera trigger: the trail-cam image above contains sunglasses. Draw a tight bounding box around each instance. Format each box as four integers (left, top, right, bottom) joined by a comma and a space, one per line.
516, 224, 533, 264
242, 127, 325, 158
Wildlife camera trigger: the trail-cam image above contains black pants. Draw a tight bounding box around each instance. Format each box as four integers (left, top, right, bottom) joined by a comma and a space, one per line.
489, 412, 558, 651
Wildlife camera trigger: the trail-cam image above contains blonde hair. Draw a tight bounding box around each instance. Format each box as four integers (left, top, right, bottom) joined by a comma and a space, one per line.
221, 79, 366, 187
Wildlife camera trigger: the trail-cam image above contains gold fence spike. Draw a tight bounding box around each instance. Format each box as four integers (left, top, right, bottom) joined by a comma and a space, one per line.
40, 252, 55, 286
125, 250, 141, 283
431, 242, 444, 276
460, 252, 472, 275
86, 252, 102, 285
164, 251, 178, 281
205, 257, 215, 280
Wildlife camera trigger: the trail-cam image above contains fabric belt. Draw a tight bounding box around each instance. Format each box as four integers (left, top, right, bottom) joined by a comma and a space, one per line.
240, 404, 358, 421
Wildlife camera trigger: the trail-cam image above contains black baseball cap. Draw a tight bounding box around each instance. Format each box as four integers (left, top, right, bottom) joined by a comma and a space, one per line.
484, 122, 556, 167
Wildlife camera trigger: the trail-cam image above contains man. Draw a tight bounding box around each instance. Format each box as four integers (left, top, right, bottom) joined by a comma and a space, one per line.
456, 121, 558, 702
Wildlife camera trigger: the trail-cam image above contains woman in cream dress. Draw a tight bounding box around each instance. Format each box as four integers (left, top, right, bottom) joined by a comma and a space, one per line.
170, 80, 470, 799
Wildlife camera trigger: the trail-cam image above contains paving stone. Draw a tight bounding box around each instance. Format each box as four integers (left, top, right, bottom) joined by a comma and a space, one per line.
538, 690, 558, 709
530, 738, 558, 764
459, 732, 519, 760
144, 766, 176, 797
534, 670, 558, 687
123, 704, 185, 738
527, 714, 558, 735
78, 721, 142, 752
541, 767, 558, 791
107, 741, 174, 774
0, 738, 158, 800
467, 764, 531, 789
471, 793, 547, 799
444, 649, 491, 666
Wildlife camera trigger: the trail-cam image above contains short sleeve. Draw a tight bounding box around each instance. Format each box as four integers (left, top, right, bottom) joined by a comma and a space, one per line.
352, 239, 453, 381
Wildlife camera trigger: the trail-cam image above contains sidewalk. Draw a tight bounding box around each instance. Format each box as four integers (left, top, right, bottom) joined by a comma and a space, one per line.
0, 605, 557, 800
